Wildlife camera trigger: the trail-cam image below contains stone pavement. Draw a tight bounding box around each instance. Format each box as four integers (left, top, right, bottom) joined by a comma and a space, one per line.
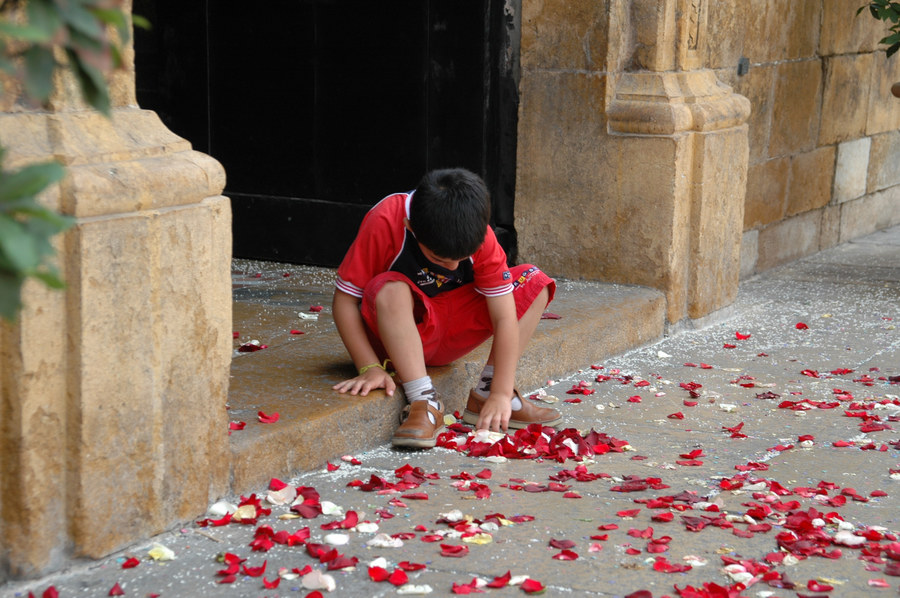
7, 226, 900, 598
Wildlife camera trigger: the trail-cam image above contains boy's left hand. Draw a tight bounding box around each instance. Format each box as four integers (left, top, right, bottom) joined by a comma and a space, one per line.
477, 392, 512, 433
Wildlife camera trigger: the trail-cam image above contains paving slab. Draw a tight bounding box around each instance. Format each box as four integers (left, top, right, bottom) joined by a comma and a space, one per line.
6, 226, 899, 598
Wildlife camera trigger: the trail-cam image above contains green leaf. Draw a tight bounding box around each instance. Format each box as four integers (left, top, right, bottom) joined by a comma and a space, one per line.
88, 7, 130, 44
26, 0, 64, 39
0, 21, 54, 43
0, 161, 65, 202
888, 42, 900, 57
10, 205, 74, 231
0, 269, 25, 322
32, 268, 66, 289
22, 45, 56, 103
58, 0, 105, 40
0, 213, 40, 272
66, 49, 110, 115
132, 14, 151, 31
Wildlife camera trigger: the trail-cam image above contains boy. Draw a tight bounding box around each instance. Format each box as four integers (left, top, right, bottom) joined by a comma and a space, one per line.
332, 168, 561, 448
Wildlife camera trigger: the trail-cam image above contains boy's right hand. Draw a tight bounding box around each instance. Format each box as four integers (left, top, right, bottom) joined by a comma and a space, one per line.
333, 367, 396, 397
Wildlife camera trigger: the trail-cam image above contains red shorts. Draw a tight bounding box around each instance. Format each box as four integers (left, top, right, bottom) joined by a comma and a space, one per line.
360, 264, 555, 366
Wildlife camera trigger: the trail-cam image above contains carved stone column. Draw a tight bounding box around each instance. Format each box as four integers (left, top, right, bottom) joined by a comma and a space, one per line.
608, 0, 750, 321
0, 5, 231, 578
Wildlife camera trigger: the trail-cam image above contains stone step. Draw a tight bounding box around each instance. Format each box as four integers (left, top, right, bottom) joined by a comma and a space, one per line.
227, 261, 666, 492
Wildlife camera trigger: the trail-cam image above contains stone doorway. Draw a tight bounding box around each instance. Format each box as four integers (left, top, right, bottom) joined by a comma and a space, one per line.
133, 0, 521, 266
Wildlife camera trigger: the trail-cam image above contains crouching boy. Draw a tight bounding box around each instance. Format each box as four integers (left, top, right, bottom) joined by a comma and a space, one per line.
332, 168, 561, 448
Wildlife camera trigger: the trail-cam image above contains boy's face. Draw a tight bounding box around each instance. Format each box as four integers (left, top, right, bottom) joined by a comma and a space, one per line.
417, 242, 463, 271
404, 218, 465, 271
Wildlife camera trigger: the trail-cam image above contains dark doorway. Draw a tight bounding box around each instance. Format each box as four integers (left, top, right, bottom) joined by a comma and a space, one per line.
134, 0, 520, 266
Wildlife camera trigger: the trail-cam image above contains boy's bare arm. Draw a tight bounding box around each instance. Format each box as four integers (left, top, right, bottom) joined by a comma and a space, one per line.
478, 292, 519, 432
332, 289, 396, 396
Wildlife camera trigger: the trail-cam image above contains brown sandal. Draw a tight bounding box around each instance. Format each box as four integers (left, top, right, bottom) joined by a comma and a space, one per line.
392, 399, 445, 448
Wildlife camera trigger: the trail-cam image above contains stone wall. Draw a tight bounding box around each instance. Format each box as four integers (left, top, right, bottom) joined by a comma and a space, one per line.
709, 0, 900, 275
516, 0, 752, 323
514, 0, 900, 320
0, 6, 232, 579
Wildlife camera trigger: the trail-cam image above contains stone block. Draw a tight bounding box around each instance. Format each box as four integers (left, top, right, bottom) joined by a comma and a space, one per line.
757, 210, 822, 271
68, 201, 231, 558
783, 0, 822, 60
740, 229, 759, 280
520, 0, 609, 71
866, 50, 900, 135
741, 0, 784, 65
0, 276, 69, 577
517, 70, 612, 276
67, 215, 158, 556
819, 54, 873, 145
770, 60, 821, 157
840, 185, 900, 242
744, 157, 789, 229
687, 127, 748, 319
705, 0, 745, 70
731, 64, 775, 163
820, 204, 842, 250
786, 146, 836, 217
867, 130, 900, 192
833, 137, 871, 203
820, 0, 882, 55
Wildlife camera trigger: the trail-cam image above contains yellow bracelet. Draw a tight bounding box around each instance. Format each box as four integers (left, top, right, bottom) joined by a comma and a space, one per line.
358, 359, 393, 376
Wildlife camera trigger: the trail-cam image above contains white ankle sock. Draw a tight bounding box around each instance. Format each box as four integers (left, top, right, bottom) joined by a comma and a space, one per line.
402, 376, 439, 424
474, 366, 494, 398
474, 366, 523, 409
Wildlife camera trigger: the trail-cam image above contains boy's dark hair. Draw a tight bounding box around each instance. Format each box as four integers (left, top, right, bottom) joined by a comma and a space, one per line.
410, 168, 490, 260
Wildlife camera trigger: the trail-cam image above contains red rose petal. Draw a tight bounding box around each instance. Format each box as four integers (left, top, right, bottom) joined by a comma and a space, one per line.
668, 412, 685, 419
262, 576, 280, 589
398, 561, 427, 571
108, 583, 125, 596
440, 544, 469, 557
229, 421, 246, 431
487, 571, 512, 588
388, 569, 409, 586
122, 557, 139, 569
257, 411, 280, 424
552, 549, 579, 560
796, 322, 809, 329
617, 509, 641, 518
521, 578, 546, 594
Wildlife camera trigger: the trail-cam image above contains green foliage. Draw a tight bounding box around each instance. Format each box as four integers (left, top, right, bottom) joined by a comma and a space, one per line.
0, 149, 72, 320
0, 1, 139, 321
858, 1, 900, 57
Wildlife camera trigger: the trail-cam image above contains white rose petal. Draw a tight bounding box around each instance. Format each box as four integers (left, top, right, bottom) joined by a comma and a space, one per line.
355, 521, 379, 533
397, 584, 433, 595
366, 533, 404, 548
368, 557, 388, 569
324, 533, 349, 546
320, 501, 343, 516
207, 500, 236, 517
302, 570, 336, 592
267, 486, 296, 506
148, 543, 176, 561
833, 530, 866, 546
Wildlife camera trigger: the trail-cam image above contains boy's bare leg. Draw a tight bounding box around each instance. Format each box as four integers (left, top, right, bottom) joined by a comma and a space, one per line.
374, 281, 428, 383
486, 285, 550, 366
